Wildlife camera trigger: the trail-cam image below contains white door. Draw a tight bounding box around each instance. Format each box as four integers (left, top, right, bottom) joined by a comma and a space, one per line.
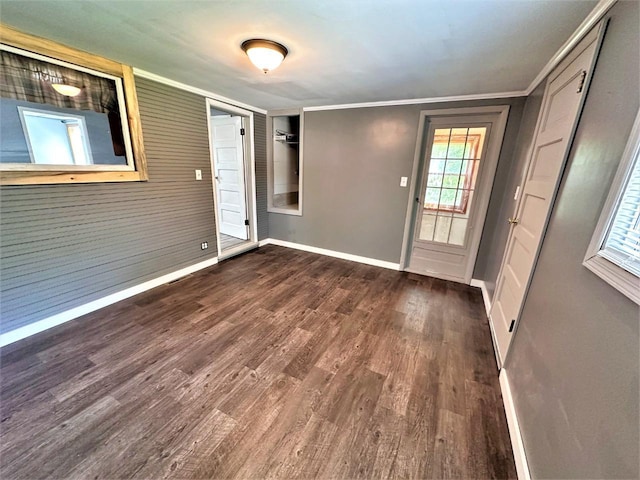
490, 27, 601, 365
211, 116, 249, 240
407, 109, 508, 283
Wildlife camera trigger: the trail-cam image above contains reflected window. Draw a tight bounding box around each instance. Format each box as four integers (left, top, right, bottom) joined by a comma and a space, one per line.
19, 107, 92, 165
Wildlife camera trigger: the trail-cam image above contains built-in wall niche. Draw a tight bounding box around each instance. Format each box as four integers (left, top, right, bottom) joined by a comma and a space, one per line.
267, 109, 303, 215
0, 24, 147, 185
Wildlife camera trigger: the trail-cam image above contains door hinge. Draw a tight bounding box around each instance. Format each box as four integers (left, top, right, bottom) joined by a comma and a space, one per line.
244, 219, 249, 226
509, 319, 516, 333
240, 128, 245, 136
576, 70, 587, 93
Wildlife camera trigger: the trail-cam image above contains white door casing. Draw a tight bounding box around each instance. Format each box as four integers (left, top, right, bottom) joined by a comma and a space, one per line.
490, 24, 604, 366
403, 106, 510, 284
210, 115, 249, 240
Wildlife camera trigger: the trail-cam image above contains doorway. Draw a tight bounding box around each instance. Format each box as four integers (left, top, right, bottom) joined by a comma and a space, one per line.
401, 106, 509, 284
206, 99, 258, 260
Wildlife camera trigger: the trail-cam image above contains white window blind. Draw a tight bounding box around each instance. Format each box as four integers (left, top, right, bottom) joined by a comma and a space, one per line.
600, 148, 640, 276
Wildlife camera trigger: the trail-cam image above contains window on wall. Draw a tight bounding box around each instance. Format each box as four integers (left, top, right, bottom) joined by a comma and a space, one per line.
424, 128, 485, 214
0, 24, 147, 185
584, 109, 640, 304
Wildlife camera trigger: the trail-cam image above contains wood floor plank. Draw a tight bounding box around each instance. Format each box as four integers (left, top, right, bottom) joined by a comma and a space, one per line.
432, 408, 469, 479
376, 336, 421, 417
232, 366, 335, 479
465, 379, 515, 479
283, 315, 341, 380
0, 245, 516, 479
315, 367, 386, 479
131, 407, 237, 480
2, 395, 123, 480
262, 412, 339, 479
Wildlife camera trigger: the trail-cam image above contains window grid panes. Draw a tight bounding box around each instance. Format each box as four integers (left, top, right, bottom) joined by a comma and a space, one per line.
419, 127, 486, 246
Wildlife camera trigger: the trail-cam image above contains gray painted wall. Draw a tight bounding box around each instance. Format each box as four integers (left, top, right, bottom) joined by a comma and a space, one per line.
473, 84, 545, 298
0, 77, 268, 335
506, 2, 639, 477
268, 98, 525, 264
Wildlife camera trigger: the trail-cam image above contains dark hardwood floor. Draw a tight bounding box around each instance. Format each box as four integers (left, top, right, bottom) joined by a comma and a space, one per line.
0, 245, 516, 479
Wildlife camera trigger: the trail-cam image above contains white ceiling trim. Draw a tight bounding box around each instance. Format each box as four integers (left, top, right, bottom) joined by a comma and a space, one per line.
302, 91, 527, 112
525, 0, 617, 95
133, 68, 268, 115
302, 0, 615, 113
131, 0, 614, 115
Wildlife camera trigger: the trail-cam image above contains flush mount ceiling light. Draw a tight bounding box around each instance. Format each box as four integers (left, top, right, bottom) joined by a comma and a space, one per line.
51, 83, 82, 97
241, 39, 288, 74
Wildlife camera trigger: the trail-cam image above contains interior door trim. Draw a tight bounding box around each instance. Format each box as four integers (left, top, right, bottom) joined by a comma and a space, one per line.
206, 98, 259, 258
399, 105, 510, 283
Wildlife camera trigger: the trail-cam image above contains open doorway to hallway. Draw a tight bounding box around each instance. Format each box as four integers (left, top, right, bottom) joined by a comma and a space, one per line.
207, 100, 258, 260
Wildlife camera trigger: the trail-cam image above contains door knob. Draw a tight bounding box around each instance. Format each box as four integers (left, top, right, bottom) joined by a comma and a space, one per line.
508, 217, 519, 225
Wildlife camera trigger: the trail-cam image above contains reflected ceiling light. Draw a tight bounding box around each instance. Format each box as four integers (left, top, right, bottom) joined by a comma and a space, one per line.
51, 83, 82, 97
241, 39, 288, 74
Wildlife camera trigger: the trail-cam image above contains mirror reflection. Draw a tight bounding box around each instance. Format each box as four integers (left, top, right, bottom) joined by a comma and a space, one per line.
0, 48, 131, 169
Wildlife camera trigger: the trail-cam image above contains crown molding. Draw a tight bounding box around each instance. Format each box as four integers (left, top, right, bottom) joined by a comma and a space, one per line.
130, 1, 618, 116
133, 68, 267, 114
299, 0, 616, 113
302, 91, 526, 112
525, 0, 617, 95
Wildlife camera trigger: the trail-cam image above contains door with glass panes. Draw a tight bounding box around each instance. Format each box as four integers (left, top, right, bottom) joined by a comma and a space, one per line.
407, 110, 508, 283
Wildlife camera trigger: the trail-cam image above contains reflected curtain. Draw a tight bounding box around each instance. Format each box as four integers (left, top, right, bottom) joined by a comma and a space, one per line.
0, 50, 118, 114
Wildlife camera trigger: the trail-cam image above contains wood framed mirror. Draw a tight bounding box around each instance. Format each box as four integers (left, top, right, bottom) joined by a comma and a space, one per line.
0, 24, 147, 185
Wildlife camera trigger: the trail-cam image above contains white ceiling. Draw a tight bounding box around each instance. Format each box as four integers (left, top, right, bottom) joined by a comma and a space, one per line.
0, 0, 598, 110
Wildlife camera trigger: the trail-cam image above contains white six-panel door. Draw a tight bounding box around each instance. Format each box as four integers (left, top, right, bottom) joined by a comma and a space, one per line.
210, 116, 249, 240
490, 26, 602, 365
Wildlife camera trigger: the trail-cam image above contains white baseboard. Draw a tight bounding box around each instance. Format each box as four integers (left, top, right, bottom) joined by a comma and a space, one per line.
500, 369, 531, 480
0, 256, 219, 348
260, 238, 400, 271
487, 316, 503, 370
471, 278, 502, 369
1, 239, 398, 347
470, 278, 492, 317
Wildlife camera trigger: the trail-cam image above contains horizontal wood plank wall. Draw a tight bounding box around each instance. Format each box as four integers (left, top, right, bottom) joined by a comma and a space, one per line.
0, 77, 220, 334
254, 113, 268, 240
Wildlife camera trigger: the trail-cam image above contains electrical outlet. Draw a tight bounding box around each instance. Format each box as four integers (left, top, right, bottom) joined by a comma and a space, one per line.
195, 169, 202, 180
201, 242, 208, 250
400, 176, 408, 187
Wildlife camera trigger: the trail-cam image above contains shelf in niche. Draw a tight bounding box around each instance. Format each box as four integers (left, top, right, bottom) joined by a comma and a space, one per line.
269, 111, 302, 216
